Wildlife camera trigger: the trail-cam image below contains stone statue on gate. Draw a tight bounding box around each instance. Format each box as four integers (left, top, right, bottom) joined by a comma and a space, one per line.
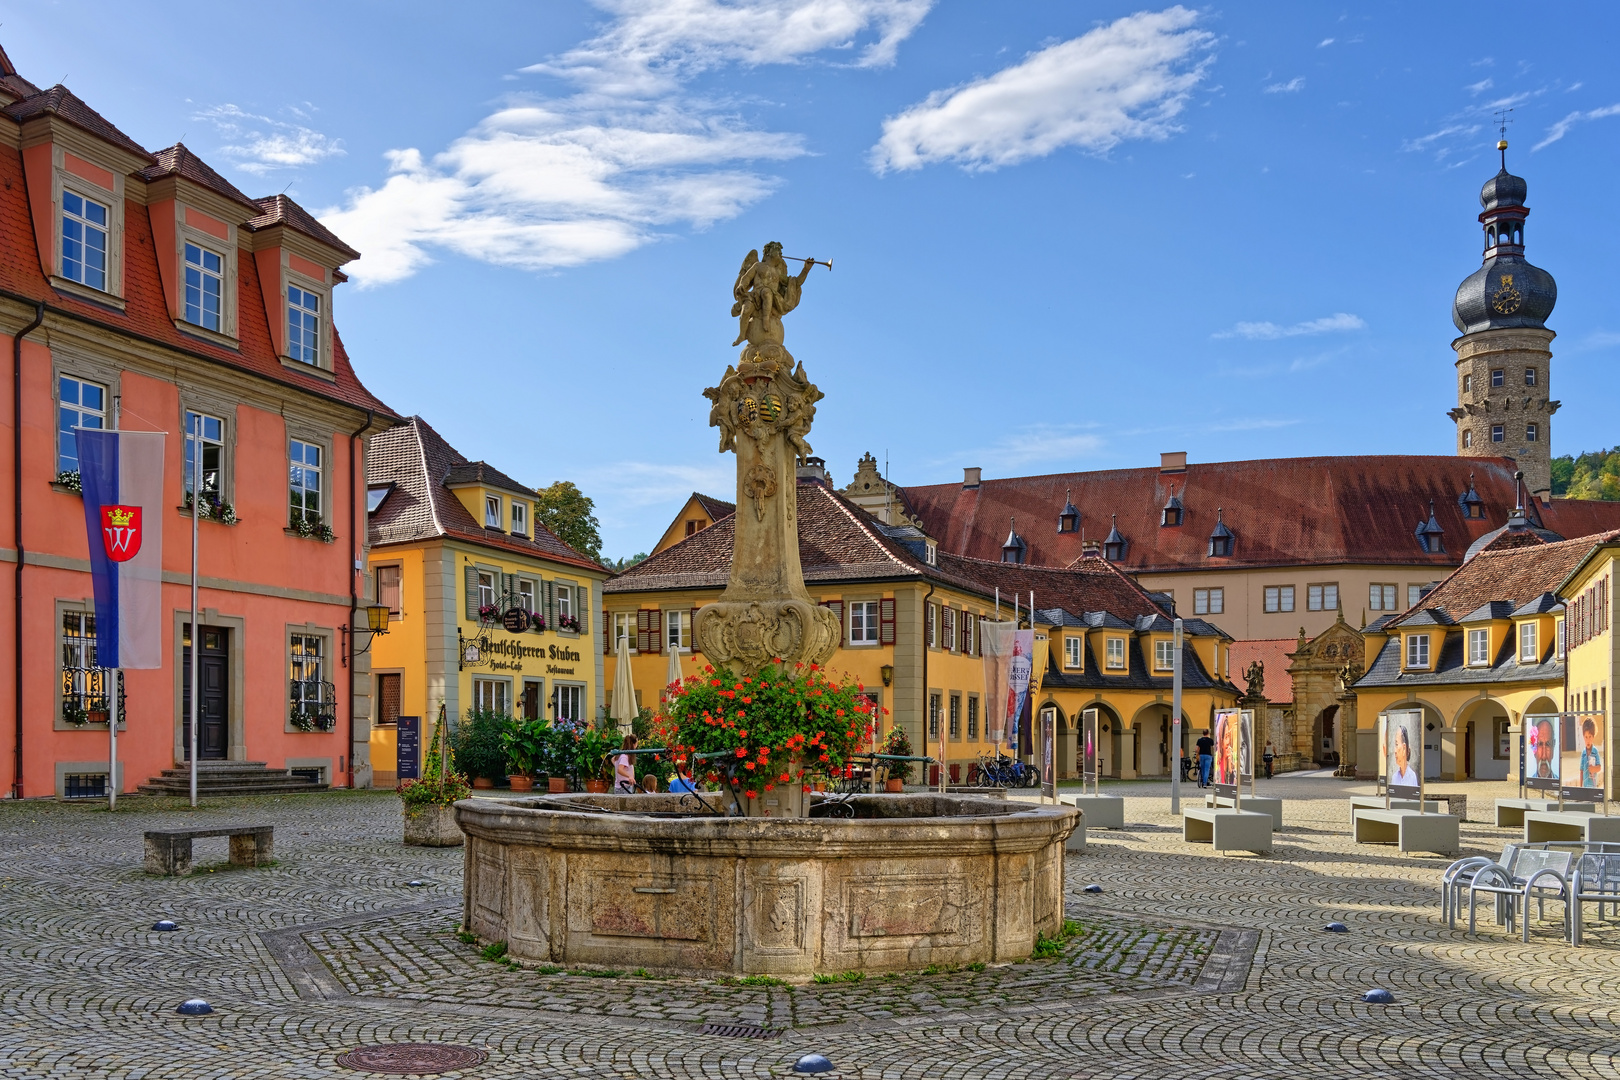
1243, 660, 1265, 699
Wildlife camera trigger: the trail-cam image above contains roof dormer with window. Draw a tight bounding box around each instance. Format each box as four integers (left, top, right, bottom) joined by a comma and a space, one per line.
246, 194, 358, 380
14, 86, 152, 308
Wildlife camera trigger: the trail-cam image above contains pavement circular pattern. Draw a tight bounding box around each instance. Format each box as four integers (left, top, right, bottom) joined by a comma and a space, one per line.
334, 1043, 488, 1074
4, 775, 1620, 1079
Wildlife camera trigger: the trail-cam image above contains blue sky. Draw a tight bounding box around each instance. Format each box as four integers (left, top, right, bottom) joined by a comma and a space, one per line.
7, 2, 1620, 559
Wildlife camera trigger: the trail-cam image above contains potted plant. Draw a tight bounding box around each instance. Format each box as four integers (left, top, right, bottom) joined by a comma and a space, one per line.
653, 661, 879, 818
499, 716, 549, 792
883, 726, 913, 792
575, 726, 616, 793
539, 722, 578, 791
401, 713, 471, 846
455, 708, 511, 788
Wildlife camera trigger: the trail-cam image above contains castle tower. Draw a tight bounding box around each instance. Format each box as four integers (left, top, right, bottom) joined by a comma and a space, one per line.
1448, 139, 1559, 498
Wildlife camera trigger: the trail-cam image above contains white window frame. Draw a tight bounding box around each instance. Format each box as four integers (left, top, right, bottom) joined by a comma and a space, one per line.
848, 600, 880, 645
1467, 628, 1490, 666
554, 682, 584, 723
518, 578, 536, 614
666, 609, 689, 652
557, 584, 574, 620
1105, 637, 1125, 670
1519, 622, 1539, 663
1370, 583, 1397, 612
1264, 586, 1295, 614
477, 571, 496, 611
1525, 366, 1537, 387
287, 282, 322, 366
1154, 639, 1175, 671
60, 188, 110, 292
1406, 634, 1430, 669
56, 374, 107, 476
484, 495, 502, 529
1491, 424, 1505, 443
289, 438, 323, 527
1064, 635, 1082, 669
613, 611, 637, 654
183, 241, 224, 332
1307, 583, 1338, 612
1557, 619, 1566, 659
183, 411, 226, 502
1526, 422, 1538, 443
1408, 585, 1426, 609
472, 677, 511, 714
511, 501, 528, 536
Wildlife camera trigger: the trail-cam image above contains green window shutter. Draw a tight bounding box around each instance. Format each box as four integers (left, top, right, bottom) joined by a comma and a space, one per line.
690, 607, 701, 655
464, 565, 479, 620
544, 579, 555, 631
575, 588, 588, 636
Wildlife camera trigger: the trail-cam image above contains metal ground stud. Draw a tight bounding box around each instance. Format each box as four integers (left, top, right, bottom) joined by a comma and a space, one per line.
1323, 922, 1349, 933
793, 1053, 834, 1074
1361, 988, 1394, 1004
1083, 883, 1103, 893
176, 998, 213, 1015
151, 920, 179, 932
405, 880, 427, 887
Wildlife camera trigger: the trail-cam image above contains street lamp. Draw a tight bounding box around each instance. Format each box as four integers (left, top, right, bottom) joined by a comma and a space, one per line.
340, 604, 392, 666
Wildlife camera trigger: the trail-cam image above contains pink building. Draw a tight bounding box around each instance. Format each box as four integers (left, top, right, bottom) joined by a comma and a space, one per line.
0, 44, 397, 798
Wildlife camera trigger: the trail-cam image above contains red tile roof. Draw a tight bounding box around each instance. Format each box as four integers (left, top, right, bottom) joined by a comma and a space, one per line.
249, 194, 360, 261
0, 80, 390, 419
3, 84, 150, 160
904, 456, 1620, 574
1228, 639, 1295, 701
141, 144, 260, 214
367, 417, 605, 574
1385, 530, 1620, 629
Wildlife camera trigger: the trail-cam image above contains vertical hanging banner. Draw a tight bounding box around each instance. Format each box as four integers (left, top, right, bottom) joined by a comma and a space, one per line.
980, 622, 1033, 751
78, 430, 166, 669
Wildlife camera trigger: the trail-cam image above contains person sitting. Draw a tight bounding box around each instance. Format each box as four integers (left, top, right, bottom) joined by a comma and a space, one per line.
613, 733, 638, 793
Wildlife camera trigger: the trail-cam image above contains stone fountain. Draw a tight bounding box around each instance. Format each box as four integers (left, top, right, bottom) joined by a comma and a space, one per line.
456, 244, 1078, 976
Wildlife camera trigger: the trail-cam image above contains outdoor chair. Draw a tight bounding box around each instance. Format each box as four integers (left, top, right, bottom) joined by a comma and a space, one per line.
1466, 848, 1573, 942
1568, 846, 1620, 945
1443, 843, 1519, 928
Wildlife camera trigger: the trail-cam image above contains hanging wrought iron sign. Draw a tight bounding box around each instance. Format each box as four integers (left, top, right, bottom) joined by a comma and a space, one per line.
501, 607, 531, 633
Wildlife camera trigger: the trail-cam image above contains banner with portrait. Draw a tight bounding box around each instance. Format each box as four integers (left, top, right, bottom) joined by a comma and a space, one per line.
1523, 713, 1560, 792
982, 622, 1034, 754
1040, 707, 1057, 800
1384, 709, 1424, 800
1212, 708, 1242, 798
1081, 707, 1100, 787
1561, 712, 1605, 802
1239, 709, 1255, 786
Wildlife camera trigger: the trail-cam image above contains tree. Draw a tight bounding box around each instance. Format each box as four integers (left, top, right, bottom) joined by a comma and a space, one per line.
607, 552, 649, 573
1552, 449, 1620, 501
534, 481, 603, 560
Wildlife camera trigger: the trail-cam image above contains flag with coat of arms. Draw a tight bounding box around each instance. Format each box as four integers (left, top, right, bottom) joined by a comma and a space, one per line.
77, 430, 165, 669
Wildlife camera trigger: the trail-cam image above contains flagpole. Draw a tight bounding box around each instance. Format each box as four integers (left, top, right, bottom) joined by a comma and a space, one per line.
189, 415, 201, 809
108, 669, 118, 811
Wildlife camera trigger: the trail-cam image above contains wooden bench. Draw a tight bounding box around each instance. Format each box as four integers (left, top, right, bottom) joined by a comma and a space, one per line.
1352, 809, 1458, 855
1205, 794, 1284, 830
1523, 811, 1620, 844
144, 825, 274, 876
1182, 807, 1273, 854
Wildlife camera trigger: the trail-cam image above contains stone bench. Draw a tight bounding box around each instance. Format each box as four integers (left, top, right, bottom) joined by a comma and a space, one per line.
144, 825, 273, 876
1064, 794, 1124, 829
1205, 794, 1283, 830
1352, 809, 1459, 855
1350, 795, 1439, 821
1523, 810, 1620, 844
1182, 807, 1273, 854
1495, 798, 1582, 827
1429, 794, 1469, 822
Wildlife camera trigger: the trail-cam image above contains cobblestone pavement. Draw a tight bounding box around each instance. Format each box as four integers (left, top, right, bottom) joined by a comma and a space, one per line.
3, 776, 1620, 1078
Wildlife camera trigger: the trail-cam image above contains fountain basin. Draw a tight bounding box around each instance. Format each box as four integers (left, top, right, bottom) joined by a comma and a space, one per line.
456, 792, 1079, 977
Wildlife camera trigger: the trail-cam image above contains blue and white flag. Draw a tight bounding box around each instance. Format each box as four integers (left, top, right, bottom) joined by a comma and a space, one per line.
77, 430, 165, 670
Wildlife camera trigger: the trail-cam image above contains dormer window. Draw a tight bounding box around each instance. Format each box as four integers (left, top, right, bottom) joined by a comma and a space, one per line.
1467, 628, 1490, 666
484, 495, 501, 529
1057, 490, 1079, 533
61, 190, 108, 291
1207, 509, 1233, 558
1458, 474, 1485, 519
1001, 519, 1026, 564
288, 285, 321, 364
1161, 487, 1183, 527
511, 502, 528, 536
184, 243, 223, 332
1103, 514, 1126, 562
1416, 501, 1445, 554
1519, 621, 1539, 663
1405, 633, 1430, 669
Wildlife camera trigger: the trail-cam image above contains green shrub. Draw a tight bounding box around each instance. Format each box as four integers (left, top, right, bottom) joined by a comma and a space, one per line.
883, 726, 914, 783
457, 709, 513, 782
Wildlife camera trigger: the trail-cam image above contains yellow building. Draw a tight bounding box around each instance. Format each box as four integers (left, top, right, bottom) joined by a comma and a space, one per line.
1348, 529, 1613, 782
604, 479, 1239, 780
364, 417, 608, 783
1557, 534, 1620, 795
650, 492, 734, 555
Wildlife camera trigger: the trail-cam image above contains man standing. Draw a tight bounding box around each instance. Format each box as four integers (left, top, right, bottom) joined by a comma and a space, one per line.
1196, 729, 1215, 789
1263, 740, 1276, 780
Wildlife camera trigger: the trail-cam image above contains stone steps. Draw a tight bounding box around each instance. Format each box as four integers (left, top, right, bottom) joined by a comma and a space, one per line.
137, 761, 328, 797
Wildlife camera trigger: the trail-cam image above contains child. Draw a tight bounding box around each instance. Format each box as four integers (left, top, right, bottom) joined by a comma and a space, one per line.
613, 733, 638, 793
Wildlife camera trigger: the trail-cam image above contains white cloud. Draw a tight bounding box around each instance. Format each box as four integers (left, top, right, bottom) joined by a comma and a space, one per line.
1318, 37, 1334, 47
974, 425, 1104, 469
1264, 77, 1304, 94
1213, 312, 1365, 341
1401, 122, 1480, 154
197, 104, 344, 175
870, 6, 1214, 173
1534, 103, 1620, 150
528, 0, 931, 94
324, 1, 933, 286
1465, 77, 1493, 95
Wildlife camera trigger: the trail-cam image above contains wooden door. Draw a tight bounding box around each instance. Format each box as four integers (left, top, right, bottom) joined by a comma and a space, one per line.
183, 626, 230, 760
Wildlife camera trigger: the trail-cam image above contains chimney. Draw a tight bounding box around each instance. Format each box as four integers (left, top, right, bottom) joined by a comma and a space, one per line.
963, 467, 982, 488
796, 456, 828, 485
1160, 452, 1187, 473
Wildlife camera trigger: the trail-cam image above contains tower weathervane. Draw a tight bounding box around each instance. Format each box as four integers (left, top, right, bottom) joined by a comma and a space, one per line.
1493, 107, 1514, 166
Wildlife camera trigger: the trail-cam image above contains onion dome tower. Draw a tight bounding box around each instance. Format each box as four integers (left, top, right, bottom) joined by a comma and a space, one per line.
1447, 136, 1559, 498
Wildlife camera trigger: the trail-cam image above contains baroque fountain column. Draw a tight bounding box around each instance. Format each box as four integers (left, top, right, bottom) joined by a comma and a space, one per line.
694, 242, 839, 671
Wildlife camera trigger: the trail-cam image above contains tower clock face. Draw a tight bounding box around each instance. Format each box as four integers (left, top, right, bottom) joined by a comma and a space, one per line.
1490, 273, 1522, 315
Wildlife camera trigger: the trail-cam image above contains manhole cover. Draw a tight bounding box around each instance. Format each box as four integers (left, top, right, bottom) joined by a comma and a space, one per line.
700, 1022, 780, 1040
336, 1044, 488, 1074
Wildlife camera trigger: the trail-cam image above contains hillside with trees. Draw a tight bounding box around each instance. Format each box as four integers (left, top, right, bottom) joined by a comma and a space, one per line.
1552, 449, 1620, 500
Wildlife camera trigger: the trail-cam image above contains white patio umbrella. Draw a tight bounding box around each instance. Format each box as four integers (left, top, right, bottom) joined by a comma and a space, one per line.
611, 635, 637, 730
666, 643, 683, 696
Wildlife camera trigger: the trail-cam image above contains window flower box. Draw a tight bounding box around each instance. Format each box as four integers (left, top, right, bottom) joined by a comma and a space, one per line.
289, 513, 334, 543
53, 470, 82, 493
181, 492, 238, 524
557, 614, 581, 632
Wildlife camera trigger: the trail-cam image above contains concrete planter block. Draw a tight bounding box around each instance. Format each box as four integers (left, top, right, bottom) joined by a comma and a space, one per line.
403, 804, 464, 847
